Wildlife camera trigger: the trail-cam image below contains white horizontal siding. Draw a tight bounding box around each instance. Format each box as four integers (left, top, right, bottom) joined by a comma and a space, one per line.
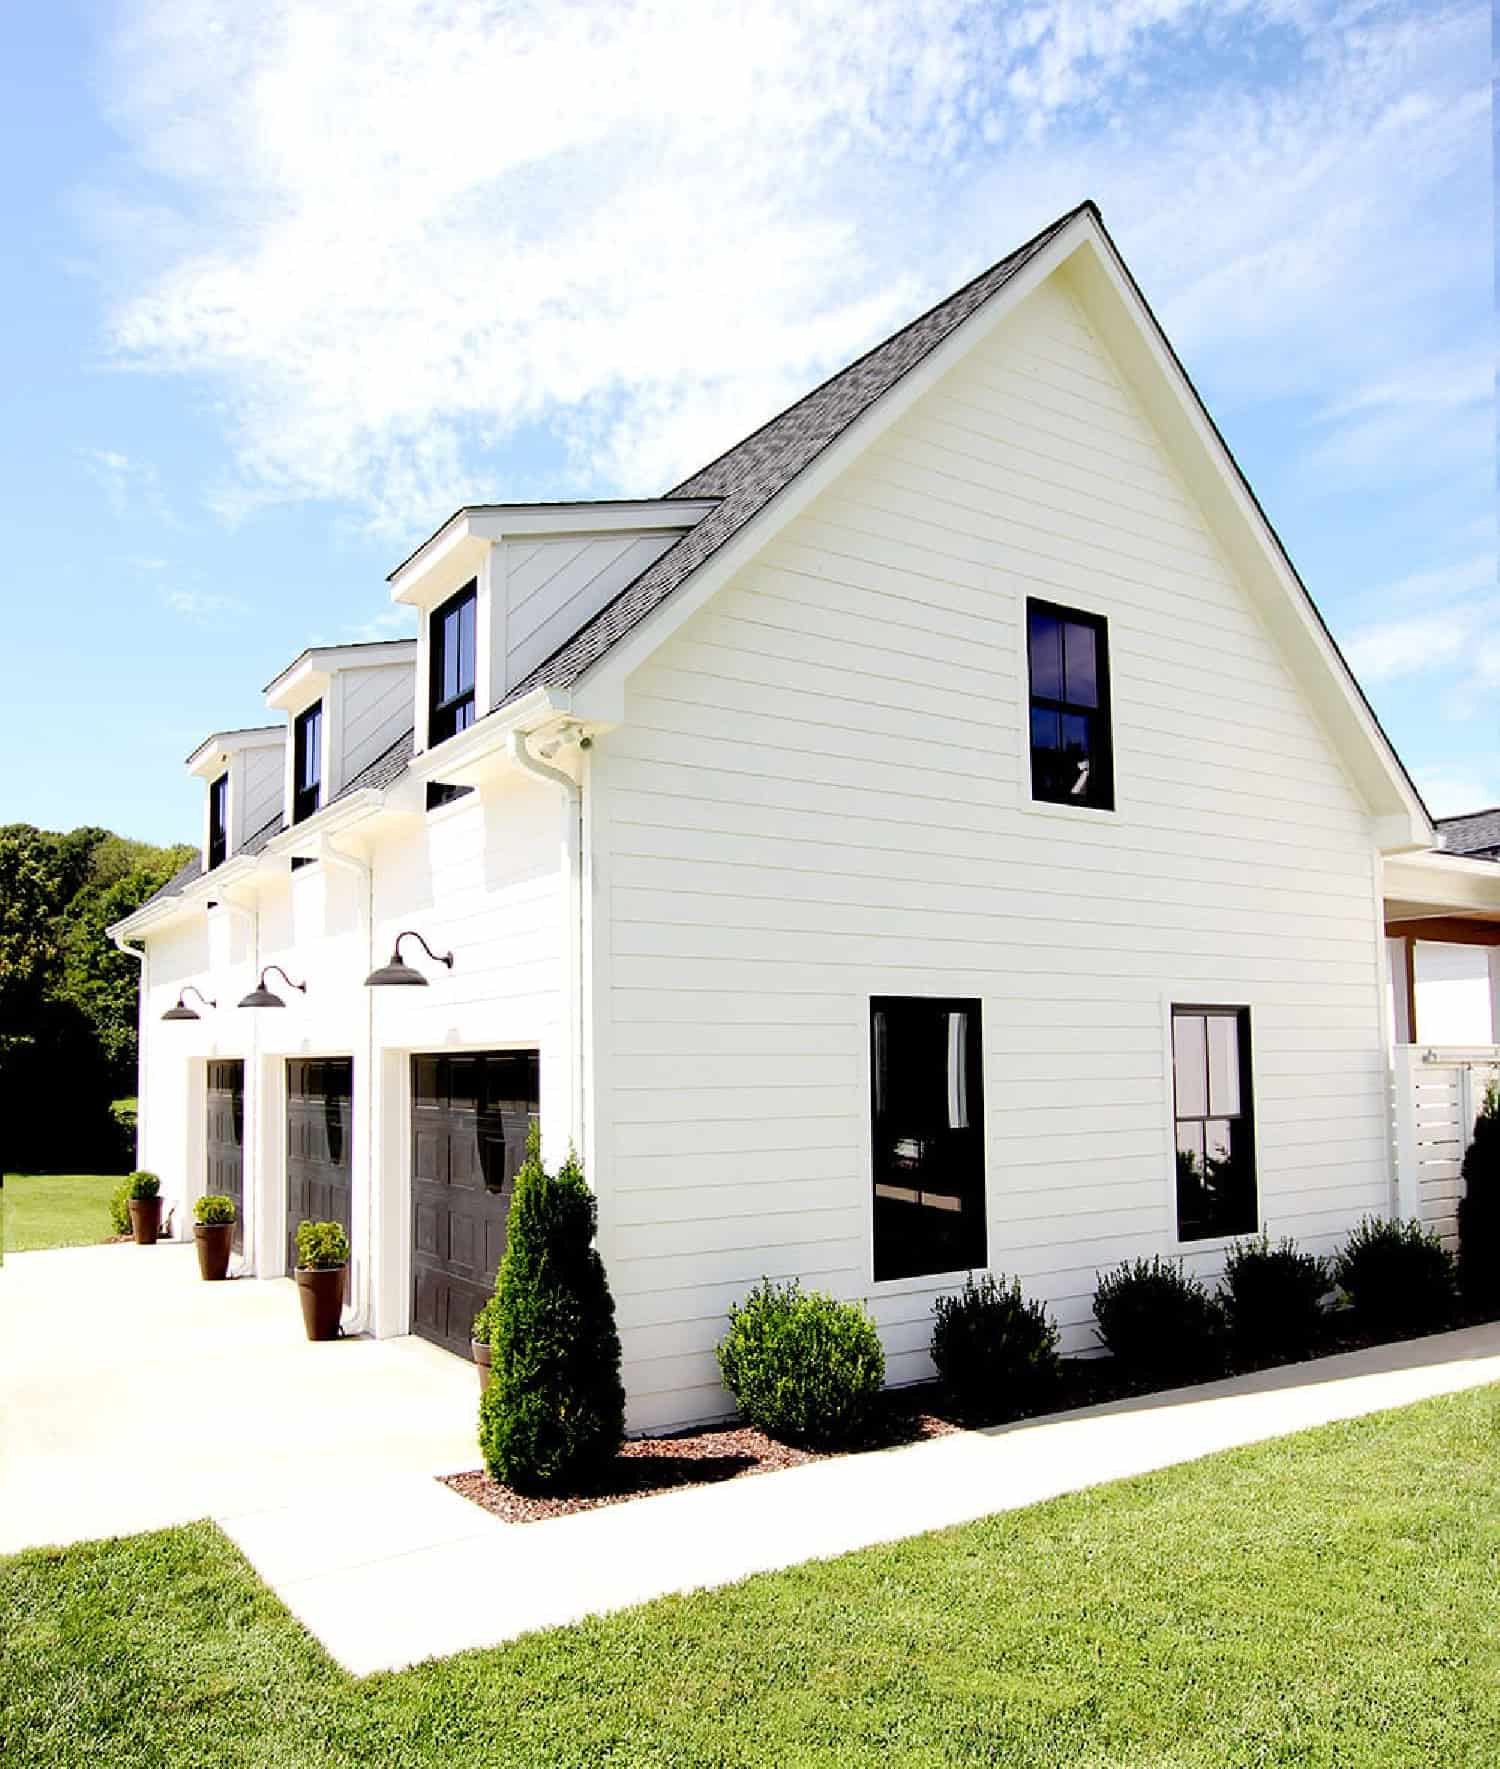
592, 272, 1391, 1433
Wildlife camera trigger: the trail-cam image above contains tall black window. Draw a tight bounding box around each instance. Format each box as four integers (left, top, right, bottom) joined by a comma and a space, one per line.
870, 997, 986, 1280
430, 581, 477, 746
1027, 599, 1113, 810
1172, 1006, 1257, 1242
208, 773, 228, 870
293, 702, 322, 824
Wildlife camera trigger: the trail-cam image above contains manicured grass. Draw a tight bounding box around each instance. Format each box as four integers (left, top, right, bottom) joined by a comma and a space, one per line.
2, 1173, 121, 1253
3, 1388, 1497, 1768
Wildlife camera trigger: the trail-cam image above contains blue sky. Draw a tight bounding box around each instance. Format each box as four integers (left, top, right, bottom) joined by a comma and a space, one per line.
0, 0, 1492, 846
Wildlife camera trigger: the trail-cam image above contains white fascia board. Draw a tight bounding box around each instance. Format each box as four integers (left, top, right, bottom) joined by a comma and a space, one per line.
264, 641, 415, 709
185, 726, 285, 778
1385, 851, 1500, 914
261, 791, 381, 859
568, 220, 1095, 724
393, 685, 566, 800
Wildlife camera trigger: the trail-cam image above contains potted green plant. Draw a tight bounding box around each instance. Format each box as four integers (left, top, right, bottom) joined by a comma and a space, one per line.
471, 1293, 498, 1393
193, 1194, 236, 1281
125, 1172, 163, 1245
294, 1219, 350, 1341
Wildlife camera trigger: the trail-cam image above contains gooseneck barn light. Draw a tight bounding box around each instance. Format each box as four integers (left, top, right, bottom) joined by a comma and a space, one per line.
364, 930, 455, 989
237, 964, 307, 1010
161, 986, 216, 1022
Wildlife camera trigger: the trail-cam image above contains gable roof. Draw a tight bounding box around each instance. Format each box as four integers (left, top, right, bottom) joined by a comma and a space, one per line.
500, 201, 1090, 708
1437, 807, 1500, 859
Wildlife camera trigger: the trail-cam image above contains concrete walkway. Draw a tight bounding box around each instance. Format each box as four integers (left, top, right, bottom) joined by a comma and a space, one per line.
4, 1244, 1499, 1676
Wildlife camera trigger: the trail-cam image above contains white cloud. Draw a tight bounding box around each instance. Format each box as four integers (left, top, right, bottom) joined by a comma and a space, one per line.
162, 587, 249, 623
90, 0, 1488, 546
82, 447, 173, 521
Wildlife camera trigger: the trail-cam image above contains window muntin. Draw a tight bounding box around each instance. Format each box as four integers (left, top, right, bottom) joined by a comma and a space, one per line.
293, 701, 322, 824
1171, 1005, 1256, 1242
870, 996, 986, 1280
1026, 600, 1114, 810
208, 773, 228, 870
429, 581, 477, 746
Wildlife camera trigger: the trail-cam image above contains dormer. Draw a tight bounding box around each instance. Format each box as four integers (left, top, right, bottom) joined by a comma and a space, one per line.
263, 640, 417, 825
386, 500, 718, 755
186, 727, 287, 872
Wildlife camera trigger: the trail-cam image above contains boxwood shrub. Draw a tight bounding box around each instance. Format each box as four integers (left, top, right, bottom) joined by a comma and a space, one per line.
1220, 1234, 1328, 1363
1093, 1256, 1224, 1385
295, 1219, 350, 1270
1332, 1217, 1456, 1338
109, 1179, 132, 1237
930, 1272, 1059, 1420
717, 1278, 885, 1448
193, 1193, 236, 1226
1458, 1081, 1500, 1316
126, 1171, 161, 1202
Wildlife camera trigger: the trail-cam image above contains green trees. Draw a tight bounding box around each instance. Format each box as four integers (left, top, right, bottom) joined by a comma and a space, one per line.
1458, 1082, 1500, 1316
479, 1129, 625, 1492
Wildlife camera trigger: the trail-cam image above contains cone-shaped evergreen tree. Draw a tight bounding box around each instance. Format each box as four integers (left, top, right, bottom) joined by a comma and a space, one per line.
478, 1125, 626, 1492
1458, 1081, 1500, 1316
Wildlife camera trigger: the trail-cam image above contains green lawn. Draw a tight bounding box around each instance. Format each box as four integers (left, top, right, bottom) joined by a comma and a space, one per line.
2, 1172, 121, 1253
2, 1388, 1496, 1768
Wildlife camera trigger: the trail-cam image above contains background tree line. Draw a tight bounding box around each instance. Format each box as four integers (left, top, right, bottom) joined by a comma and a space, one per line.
0, 824, 192, 1174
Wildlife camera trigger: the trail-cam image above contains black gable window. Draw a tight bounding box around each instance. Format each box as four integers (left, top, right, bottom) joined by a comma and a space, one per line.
1172, 1006, 1257, 1242
1027, 599, 1114, 810
870, 997, 986, 1280
430, 581, 477, 746
208, 773, 228, 870
293, 701, 322, 824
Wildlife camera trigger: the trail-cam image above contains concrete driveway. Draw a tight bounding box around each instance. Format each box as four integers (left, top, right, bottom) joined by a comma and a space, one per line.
0, 1242, 479, 1555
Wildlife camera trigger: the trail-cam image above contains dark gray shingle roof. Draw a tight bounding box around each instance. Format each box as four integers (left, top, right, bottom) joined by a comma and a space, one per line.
498, 201, 1093, 709
1436, 808, 1500, 859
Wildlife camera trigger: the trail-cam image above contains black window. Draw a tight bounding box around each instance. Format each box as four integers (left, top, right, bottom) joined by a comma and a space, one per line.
870, 996, 986, 1280
208, 773, 228, 870
1172, 1006, 1257, 1242
1027, 599, 1113, 810
293, 702, 322, 824
430, 581, 477, 746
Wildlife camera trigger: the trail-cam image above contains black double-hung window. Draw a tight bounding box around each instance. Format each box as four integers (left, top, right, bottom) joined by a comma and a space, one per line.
870, 997, 986, 1280
208, 773, 228, 870
1172, 1006, 1257, 1242
293, 701, 322, 824
1027, 599, 1114, 810
429, 581, 477, 746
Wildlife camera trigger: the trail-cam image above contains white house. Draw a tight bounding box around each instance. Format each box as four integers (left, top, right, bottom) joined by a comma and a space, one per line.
110, 202, 1500, 1433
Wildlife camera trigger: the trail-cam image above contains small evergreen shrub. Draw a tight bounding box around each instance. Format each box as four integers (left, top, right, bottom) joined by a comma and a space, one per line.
930, 1272, 1059, 1419
194, 1193, 236, 1226
126, 1171, 161, 1201
479, 1131, 626, 1493
109, 1179, 132, 1237
1220, 1234, 1328, 1362
295, 1220, 350, 1270
472, 1293, 499, 1345
1093, 1256, 1224, 1384
1332, 1217, 1456, 1338
716, 1278, 885, 1448
1458, 1079, 1500, 1316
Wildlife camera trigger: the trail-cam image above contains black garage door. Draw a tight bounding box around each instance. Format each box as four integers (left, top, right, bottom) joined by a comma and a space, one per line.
411, 1051, 539, 1357
206, 1060, 245, 1254
286, 1058, 353, 1271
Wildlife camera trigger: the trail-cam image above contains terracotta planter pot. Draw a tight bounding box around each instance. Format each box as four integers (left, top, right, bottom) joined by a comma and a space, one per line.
296, 1265, 347, 1341
472, 1337, 492, 1394
194, 1221, 233, 1281
128, 1196, 162, 1246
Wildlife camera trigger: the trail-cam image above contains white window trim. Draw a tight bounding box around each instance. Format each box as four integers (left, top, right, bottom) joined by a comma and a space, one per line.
1158, 992, 1263, 1257
1011, 589, 1127, 823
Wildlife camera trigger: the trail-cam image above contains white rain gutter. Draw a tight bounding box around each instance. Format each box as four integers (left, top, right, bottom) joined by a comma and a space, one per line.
507, 727, 587, 1156
320, 836, 375, 1336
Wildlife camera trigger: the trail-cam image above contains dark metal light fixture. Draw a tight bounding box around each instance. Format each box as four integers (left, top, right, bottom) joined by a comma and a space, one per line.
365, 930, 455, 989
162, 986, 216, 1022
237, 964, 307, 1009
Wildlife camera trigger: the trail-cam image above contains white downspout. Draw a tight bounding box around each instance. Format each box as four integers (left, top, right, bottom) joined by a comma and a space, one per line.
111, 931, 147, 1176
507, 728, 586, 1158
321, 837, 375, 1336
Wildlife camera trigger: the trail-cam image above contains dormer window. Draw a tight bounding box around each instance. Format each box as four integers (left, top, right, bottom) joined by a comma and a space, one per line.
293, 701, 322, 824
208, 773, 229, 870
429, 581, 477, 746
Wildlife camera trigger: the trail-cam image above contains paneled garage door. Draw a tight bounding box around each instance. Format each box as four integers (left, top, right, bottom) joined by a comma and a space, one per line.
286, 1058, 353, 1272
205, 1059, 245, 1254
411, 1051, 539, 1357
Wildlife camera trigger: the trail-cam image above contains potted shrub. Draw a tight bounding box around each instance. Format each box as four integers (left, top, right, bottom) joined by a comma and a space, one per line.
193, 1193, 236, 1282
125, 1172, 163, 1245
471, 1293, 499, 1393
294, 1219, 350, 1341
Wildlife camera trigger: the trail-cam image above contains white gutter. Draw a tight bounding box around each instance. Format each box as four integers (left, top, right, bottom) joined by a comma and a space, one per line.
507, 728, 587, 1158
320, 835, 375, 1336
